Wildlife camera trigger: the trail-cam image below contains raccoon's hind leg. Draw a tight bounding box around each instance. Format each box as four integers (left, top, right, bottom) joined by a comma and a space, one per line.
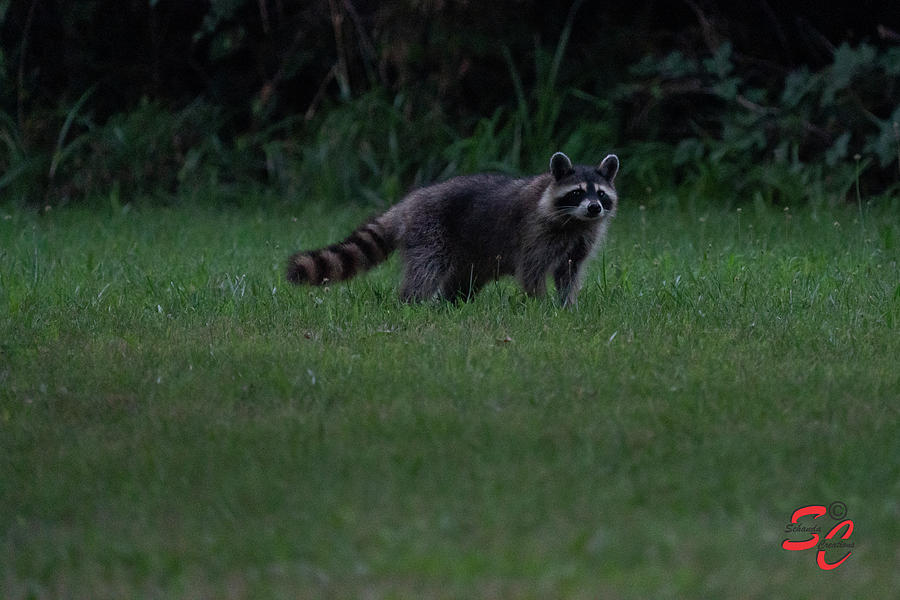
438, 264, 486, 302
398, 245, 448, 302
399, 266, 441, 302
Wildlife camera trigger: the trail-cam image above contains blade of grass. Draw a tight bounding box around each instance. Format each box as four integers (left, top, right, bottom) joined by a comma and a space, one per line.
49, 85, 96, 179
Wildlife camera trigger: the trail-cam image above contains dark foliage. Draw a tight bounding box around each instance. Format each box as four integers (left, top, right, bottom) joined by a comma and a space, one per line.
1, 0, 898, 204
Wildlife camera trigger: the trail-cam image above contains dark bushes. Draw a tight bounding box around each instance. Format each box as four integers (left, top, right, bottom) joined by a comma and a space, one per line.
1, 1, 897, 205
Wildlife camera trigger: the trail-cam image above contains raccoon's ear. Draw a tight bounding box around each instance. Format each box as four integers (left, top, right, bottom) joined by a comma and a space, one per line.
597, 154, 619, 183
550, 152, 574, 180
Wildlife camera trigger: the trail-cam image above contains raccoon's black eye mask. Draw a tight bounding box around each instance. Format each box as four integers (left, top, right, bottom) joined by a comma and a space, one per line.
559, 189, 585, 207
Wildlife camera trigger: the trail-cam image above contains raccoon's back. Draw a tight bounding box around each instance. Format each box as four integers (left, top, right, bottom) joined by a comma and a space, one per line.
397, 173, 545, 257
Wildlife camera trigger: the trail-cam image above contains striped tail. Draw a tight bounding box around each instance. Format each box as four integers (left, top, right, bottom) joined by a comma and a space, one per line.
286, 217, 396, 286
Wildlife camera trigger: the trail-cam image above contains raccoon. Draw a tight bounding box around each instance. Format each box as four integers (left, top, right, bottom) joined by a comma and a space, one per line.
286, 151, 619, 305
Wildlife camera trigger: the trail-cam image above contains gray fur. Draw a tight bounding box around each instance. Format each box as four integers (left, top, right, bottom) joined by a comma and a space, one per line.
286, 152, 620, 305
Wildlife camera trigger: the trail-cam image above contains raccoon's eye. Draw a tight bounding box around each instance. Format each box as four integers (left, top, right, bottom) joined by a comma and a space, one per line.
557, 188, 586, 208
597, 190, 607, 199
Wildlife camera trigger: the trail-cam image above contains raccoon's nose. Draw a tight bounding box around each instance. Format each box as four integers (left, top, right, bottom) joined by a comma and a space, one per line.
587, 201, 602, 217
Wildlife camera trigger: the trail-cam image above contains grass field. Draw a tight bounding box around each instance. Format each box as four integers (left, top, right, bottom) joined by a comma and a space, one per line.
2, 194, 899, 598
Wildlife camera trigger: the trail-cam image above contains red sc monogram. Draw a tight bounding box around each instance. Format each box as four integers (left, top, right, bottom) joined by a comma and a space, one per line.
781, 505, 854, 570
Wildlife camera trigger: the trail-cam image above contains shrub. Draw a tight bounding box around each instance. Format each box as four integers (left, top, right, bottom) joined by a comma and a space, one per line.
619, 42, 900, 203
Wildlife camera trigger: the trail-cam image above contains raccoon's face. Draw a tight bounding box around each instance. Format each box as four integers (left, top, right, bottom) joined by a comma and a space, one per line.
545, 152, 619, 222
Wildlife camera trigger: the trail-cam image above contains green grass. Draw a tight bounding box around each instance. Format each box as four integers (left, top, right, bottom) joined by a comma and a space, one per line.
1, 195, 899, 598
